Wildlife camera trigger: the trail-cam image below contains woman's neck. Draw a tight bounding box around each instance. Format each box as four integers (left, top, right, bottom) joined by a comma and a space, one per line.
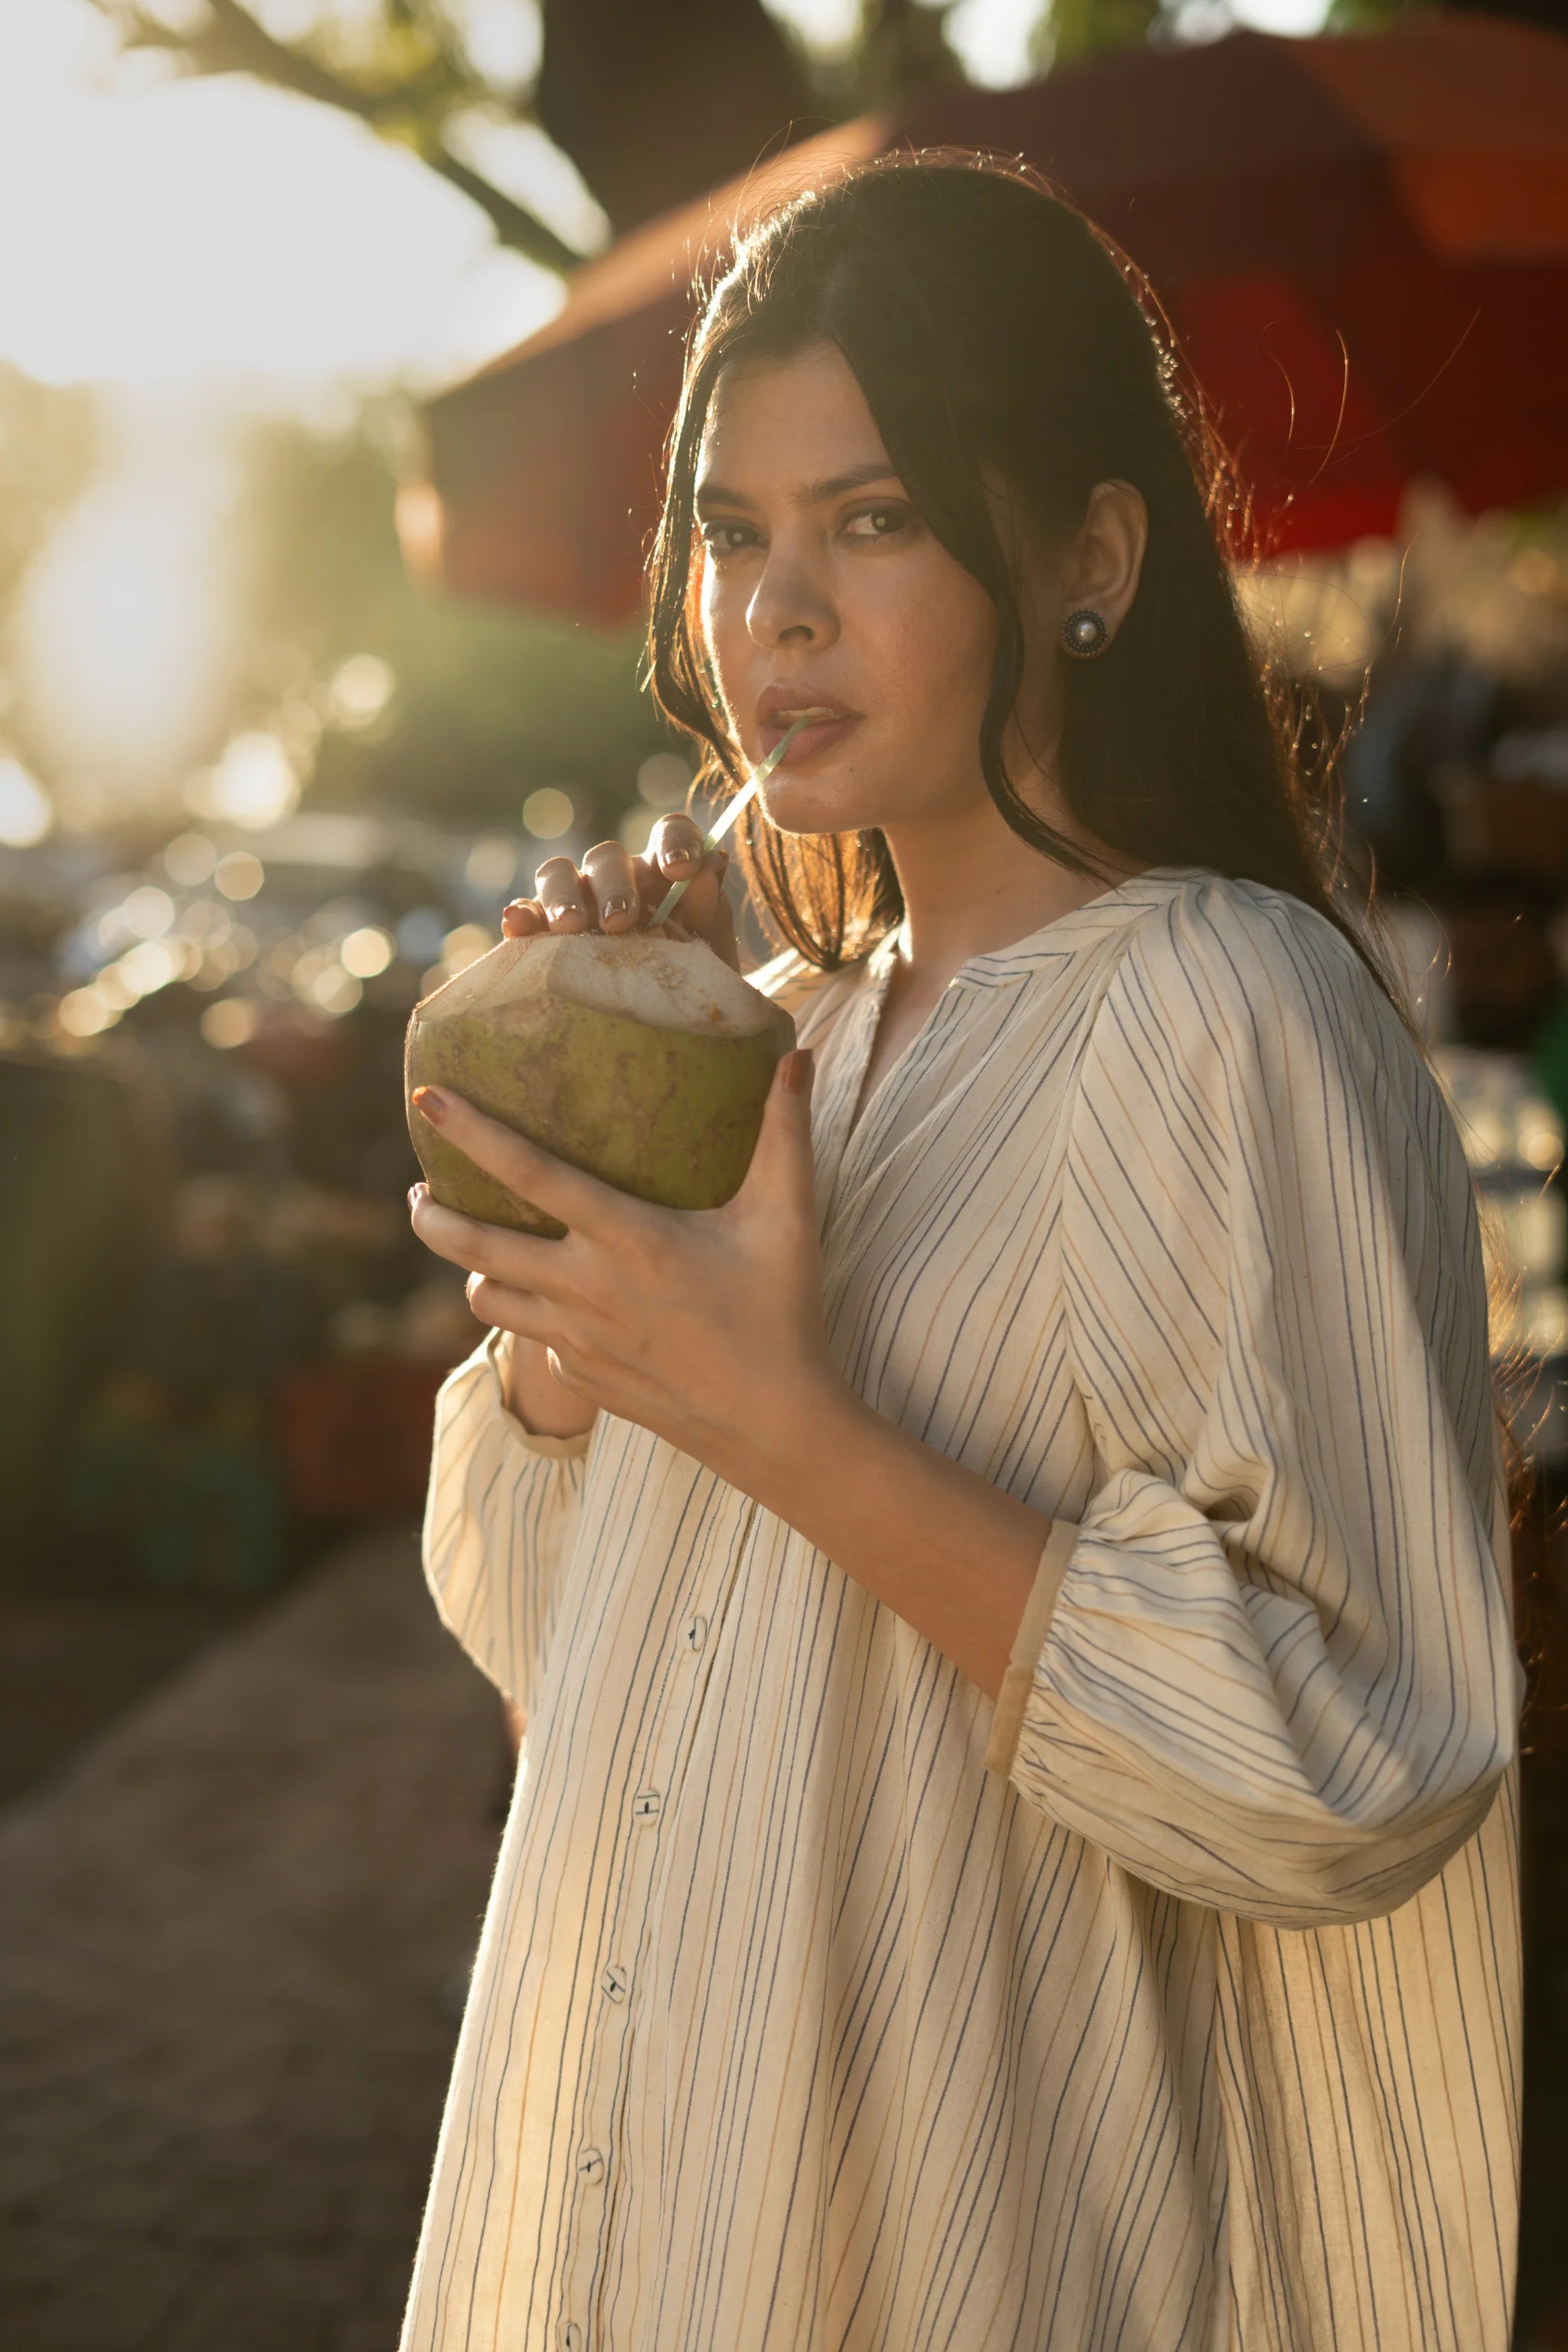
880, 791, 1148, 988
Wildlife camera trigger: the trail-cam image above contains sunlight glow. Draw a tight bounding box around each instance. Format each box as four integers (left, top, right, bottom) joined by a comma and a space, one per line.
446, 110, 611, 255
942, 0, 1043, 87
0, 2, 564, 394
14, 407, 240, 820
1228, 0, 1332, 31
761, 0, 864, 60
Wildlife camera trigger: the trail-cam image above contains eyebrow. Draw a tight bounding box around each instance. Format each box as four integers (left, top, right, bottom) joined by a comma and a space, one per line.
693, 462, 903, 514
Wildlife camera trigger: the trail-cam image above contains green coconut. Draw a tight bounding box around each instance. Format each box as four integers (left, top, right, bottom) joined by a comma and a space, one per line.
404, 929, 796, 1238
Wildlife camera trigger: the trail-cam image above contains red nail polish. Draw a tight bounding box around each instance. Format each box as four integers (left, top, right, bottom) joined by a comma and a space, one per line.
412, 1086, 446, 1125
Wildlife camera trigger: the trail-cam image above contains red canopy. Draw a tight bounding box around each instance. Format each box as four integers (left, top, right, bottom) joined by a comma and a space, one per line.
404, 11, 1568, 625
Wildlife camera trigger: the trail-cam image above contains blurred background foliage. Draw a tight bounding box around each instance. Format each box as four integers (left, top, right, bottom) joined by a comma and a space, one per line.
241, 406, 660, 828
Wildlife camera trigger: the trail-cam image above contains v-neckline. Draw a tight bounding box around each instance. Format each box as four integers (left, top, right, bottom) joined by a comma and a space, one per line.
821, 862, 1207, 1194
842, 952, 920, 1145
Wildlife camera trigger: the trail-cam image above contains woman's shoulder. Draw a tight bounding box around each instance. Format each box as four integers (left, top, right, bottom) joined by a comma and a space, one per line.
1093, 866, 1439, 1134
1075, 868, 1480, 1280
1118, 868, 1405, 1052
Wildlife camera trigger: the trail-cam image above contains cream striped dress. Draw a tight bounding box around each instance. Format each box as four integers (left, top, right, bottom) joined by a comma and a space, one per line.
400, 862, 1523, 2352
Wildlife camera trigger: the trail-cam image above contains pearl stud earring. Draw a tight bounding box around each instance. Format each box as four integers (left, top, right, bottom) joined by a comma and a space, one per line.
1061, 608, 1110, 658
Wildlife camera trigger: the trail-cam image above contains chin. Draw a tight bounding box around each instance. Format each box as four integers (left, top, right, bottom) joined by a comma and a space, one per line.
762, 760, 903, 839
763, 786, 884, 838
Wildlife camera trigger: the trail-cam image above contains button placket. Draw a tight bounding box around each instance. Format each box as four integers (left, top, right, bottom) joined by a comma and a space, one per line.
812, 952, 895, 1219
557, 1486, 763, 2350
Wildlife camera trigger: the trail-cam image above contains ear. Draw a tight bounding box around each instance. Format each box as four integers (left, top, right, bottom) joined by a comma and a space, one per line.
1063, 479, 1148, 642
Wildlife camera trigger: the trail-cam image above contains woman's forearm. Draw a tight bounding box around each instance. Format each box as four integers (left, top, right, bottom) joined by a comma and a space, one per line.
505, 1332, 599, 1440
497, 1317, 1047, 1694
718, 1378, 1057, 1704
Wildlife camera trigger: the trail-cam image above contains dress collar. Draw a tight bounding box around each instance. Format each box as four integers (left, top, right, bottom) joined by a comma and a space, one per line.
864, 863, 1209, 992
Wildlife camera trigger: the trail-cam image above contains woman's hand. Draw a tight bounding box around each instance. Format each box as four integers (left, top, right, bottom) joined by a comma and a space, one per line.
501, 813, 740, 972
407, 1047, 841, 1481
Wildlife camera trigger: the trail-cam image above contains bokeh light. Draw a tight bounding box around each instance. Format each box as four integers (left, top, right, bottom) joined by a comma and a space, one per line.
199, 997, 260, 1050
56, 986, 116, 1037
340, 926, 395, 979
636, 753, 691, 809
328, 655, 396, 730
162, 832, 217, 887
440, 923, 493, 974
522, 786, 574, 839
466, 835, 520, 893
214, 851, 265, 902
191, 733, 302, 831
307, 965, 363, 1018
0, 756, 53, 847
120, 887, 175, 941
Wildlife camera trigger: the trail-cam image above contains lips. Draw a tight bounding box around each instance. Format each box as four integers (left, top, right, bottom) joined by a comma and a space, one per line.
756, 686, 861, 766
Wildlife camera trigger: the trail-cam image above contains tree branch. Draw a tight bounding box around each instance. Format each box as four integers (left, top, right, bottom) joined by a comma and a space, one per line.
96, 0, 579, 273
429, 144, 580, 273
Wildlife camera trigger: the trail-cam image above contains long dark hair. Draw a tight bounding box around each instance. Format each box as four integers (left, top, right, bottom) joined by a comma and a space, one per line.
644, 149, 1535, 1554
650, 155, 1390, 988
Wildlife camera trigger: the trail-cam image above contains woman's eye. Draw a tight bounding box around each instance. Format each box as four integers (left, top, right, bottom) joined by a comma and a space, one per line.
843, 504, 912, 541
700, 521, 759, 557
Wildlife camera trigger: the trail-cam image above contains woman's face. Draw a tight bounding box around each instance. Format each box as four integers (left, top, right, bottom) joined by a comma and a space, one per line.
694, 340, 1063, 840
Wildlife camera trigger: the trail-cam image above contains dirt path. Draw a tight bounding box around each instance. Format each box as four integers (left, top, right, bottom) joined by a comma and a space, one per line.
0, 1528, 508, 2352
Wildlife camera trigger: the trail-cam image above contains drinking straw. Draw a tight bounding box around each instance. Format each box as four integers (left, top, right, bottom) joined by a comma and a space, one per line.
649, 717, 809, 928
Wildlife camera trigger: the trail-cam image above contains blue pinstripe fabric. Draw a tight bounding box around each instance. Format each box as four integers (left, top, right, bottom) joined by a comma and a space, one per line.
402, 864, 1522, 2352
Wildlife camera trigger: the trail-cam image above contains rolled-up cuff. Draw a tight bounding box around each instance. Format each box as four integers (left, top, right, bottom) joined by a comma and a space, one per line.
482, 1327, 596, 1461
983, 1517, 1080, 1779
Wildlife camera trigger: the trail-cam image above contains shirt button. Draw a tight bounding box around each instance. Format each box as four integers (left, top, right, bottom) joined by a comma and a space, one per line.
682, 1614, 707, 1652
578, 2146, 605, 2184
601, 1962, 628, 2002
632, 1789, 662, 1821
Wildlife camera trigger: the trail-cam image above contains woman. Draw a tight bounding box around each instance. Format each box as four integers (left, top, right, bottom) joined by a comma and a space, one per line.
402, 157, 1524, 2351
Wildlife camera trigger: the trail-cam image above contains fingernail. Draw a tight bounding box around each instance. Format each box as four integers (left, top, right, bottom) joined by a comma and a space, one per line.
782, 1048, 815, 1096
602, 895, 632, 919
412, 1086, 446, 1125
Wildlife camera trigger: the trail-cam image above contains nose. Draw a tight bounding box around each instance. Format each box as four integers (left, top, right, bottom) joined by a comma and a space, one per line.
745, 537, 838, 652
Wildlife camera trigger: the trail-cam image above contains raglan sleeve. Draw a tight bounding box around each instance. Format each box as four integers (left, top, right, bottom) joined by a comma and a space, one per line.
983, 877, 1524, 1928
420, 1321, 593, 1720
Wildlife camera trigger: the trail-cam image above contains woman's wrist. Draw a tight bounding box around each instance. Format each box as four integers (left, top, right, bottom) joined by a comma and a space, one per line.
501, 1328, 599, 1441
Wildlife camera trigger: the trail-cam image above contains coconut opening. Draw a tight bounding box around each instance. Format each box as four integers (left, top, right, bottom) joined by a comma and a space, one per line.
417, 931, 780, 1040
